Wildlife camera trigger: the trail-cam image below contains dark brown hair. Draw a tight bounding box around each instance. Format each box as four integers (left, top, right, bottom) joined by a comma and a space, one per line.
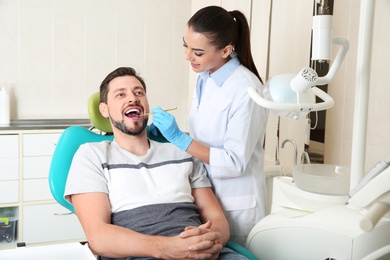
99, 67, 146, 103
188, 6, 263, 84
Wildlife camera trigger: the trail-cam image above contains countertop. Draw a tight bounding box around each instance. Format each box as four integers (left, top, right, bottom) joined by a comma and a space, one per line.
0, 119, 92, 130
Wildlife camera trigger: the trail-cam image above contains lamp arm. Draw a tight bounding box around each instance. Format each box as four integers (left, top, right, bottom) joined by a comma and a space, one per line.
316, 37, 350, 86
247, 86, 334, 112
248, 87, 300, 111
311, 87, 334, 111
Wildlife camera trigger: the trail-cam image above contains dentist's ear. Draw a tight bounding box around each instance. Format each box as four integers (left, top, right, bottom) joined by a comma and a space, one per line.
99, 102, 109, 118
222, 44, 234, 58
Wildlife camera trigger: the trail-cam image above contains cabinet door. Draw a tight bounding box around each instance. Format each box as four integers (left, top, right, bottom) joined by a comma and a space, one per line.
22, 133, 61, 156
0, 158, 19, 181
23, 179, 53, 201
0, 135, 19, 202
22, 133, 61, 202
22, 204, 86, 244
0, 181, 18, 203
23, 156, 52, 179
0, 135, 18, 157
0, 135, 18, 181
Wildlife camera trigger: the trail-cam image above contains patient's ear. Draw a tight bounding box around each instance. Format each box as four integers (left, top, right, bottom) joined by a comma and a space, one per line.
99, 102, 109, 118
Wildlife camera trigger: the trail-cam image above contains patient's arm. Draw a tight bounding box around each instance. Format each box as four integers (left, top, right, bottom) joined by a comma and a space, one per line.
179, 187, 230, 258
192, 187, 230, 244
71, 192, 221, 259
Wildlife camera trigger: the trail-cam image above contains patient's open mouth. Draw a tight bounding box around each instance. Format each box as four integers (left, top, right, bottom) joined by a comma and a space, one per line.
125, 108, 142, 118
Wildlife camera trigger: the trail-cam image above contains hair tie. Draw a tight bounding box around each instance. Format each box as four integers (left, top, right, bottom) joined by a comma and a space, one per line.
228, 11, 236, 21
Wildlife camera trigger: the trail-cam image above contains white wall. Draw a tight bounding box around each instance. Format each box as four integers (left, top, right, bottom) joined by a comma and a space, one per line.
0, 0, 191, 128
259, 0, 313, 174
0, 0, 319, 174
324, 0, 390, 173
1, 0, 389, 177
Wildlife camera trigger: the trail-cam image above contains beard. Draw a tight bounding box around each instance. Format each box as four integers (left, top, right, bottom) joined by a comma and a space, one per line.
111, 117, 148, 136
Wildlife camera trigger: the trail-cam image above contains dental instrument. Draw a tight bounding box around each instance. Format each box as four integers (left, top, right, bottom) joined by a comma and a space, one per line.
348, 154, 390, 198
142, 107, 177, 116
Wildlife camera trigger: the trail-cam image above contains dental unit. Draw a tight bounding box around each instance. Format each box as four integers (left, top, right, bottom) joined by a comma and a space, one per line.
246, 0, 390, 259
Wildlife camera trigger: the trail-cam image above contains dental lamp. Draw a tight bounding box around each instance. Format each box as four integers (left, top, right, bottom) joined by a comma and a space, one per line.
248, 11, 349, 120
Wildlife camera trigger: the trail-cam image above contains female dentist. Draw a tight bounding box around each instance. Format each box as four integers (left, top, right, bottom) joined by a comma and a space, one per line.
152, 5, 268, 246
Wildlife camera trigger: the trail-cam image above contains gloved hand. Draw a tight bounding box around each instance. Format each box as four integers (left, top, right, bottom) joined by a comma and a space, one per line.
151, 107, 192, 151
147, 123, 168, 143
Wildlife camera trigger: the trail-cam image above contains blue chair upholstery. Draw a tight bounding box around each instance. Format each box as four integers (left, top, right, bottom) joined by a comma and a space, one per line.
49, 126, 113, 213
48, 93, 257, 259
226, 241, 258, 260
49, 124, 164, 213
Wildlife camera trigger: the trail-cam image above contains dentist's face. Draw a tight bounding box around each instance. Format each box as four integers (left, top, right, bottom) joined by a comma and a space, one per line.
100, 75, 149, 135
183, 26, 231, 74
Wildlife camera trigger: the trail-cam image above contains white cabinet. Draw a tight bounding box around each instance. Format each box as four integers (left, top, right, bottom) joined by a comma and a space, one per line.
0, 135, 18, 158
0, 181, 18, 204
23, 204, 85, 244
22, 133, 60, 157
22, 133, 61, 202
0, 129, 86, 248
0, 135, 19, 204
23, 156, 53, 179
23, 179, 54, 202
0, 135, 19, 180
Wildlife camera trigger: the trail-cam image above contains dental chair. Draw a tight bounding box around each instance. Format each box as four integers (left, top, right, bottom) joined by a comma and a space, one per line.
48, 92, 257, 260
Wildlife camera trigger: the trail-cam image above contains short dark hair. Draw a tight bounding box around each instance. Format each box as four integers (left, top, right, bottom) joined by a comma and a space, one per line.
99, 67, 146, 103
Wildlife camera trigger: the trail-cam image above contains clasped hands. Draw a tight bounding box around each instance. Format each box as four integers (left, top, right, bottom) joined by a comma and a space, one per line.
150, 107, 192, 151
174, 220, 223, 260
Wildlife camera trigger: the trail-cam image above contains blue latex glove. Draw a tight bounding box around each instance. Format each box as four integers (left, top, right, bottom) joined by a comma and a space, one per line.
151, 107, 192, 151
147, 123, 168, 143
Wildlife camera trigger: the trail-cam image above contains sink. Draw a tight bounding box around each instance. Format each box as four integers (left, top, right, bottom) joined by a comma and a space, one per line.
292, 164, 350, 195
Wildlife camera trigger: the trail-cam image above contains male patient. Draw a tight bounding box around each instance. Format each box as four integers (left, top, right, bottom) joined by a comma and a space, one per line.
64, 67, 247, 260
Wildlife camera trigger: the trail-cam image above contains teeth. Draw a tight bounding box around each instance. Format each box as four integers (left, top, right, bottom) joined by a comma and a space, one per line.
125, 108, 141, 115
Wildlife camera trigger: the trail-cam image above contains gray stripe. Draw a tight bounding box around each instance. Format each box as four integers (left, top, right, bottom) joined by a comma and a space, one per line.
102, 157, 193, 170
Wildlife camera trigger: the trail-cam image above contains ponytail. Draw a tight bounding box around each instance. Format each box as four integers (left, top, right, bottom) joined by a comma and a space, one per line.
229, 11, 263, 84
188, 6, 263, 84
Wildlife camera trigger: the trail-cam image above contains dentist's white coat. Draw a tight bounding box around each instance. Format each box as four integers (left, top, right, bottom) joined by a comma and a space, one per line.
189, 60, 268, 246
